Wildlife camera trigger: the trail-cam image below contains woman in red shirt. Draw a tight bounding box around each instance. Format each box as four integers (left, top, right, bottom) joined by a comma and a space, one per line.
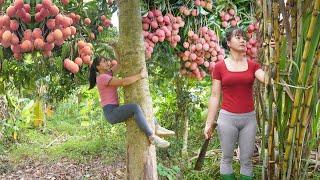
89, 56, 175, 148
204, 28, 272, 180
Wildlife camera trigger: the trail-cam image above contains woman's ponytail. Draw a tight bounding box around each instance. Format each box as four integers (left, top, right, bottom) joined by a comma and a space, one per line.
89, 65, 97, 89
88, 56, 101, 89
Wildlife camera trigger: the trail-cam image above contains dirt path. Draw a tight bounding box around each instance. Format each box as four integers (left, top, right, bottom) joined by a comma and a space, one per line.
0, 156, 126, 180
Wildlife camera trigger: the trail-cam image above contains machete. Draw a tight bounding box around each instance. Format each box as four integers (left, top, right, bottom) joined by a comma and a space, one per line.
194, 122, 217, 171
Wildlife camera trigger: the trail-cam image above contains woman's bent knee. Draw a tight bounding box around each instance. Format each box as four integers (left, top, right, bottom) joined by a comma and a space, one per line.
128, 103, 142, 113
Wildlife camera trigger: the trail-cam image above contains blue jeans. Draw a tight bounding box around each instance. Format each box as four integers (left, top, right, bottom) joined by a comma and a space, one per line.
103, 104, 154, 136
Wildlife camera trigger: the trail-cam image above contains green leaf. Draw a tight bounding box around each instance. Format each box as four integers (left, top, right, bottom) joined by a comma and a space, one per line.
81, 121, 90, 127
199, 7, 209, 16
0, 47, 3, 59
33, 99, 44, 127
61, 43, 71, 60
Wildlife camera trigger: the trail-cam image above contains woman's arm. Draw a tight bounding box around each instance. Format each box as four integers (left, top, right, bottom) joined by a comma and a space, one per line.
255, 69, 269, 84
204, 79, 221, 139
108, 68, 147, 87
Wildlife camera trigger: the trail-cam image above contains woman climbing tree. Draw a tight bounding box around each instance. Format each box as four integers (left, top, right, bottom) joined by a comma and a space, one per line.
89, 56, 175, 148
204, 27, 274, 180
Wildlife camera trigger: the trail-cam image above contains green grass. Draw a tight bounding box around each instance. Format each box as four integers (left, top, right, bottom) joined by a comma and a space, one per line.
5, 112, 126, 164
1, 94, 318, 179
155, 117, 265, 179
5, 108, 316, 180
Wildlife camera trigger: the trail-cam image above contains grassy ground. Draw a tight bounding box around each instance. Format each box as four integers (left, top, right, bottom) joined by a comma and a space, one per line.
1, 96, 318, 179
0, 110, 128, 178
0, 106, 255, 179
0, 95, 128, 178
5, 116, 126, 165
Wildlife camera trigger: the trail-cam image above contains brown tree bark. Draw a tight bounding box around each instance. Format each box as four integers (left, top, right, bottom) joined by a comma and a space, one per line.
0, 96, 7, 119
118, 0, 157, 179
175, 76, 189, 158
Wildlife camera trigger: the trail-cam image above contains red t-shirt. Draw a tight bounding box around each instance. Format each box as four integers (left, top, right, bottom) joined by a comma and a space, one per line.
211, 59, 261, 113
96, 73, 119, 107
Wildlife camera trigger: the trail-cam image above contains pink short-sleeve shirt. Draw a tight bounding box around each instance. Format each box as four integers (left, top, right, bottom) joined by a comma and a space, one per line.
96, 73, 119, 107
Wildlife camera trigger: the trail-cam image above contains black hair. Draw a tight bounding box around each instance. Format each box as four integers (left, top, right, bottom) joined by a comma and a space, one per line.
88, 56, 110, 90
222, 27, 245, 51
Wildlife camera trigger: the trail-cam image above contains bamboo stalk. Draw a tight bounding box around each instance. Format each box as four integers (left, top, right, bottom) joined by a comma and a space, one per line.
273, 2, 280, 84
290, 0, 297, 59
279, 0, 293, 60
261, 1, 269, 179
276, 90, 286, 178
296, 0, 302, 61
259, 86, 267, 180
268, 103, 276, 179
267, 21, 274, 180
300, 120, 317, 180
262, 1, 276, 179
271, 2, 282, 177
296, 49, 320, 172
287, 134, 296, 180
265, 2, 280, 178
293, 110, 301, 178
283, 0, 320, 177
255, 89, 261, 130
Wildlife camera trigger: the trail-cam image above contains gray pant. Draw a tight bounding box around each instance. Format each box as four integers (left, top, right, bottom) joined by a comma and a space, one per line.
217, 109, 257, 176
103, 104, 155, 136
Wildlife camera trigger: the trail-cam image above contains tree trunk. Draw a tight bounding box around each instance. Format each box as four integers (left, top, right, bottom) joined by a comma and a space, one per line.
182, 115, 189, 158
174, 76, 189, 158
0, 96, 8, 141
0, 96, 8, 120
118, 0, 157, 179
